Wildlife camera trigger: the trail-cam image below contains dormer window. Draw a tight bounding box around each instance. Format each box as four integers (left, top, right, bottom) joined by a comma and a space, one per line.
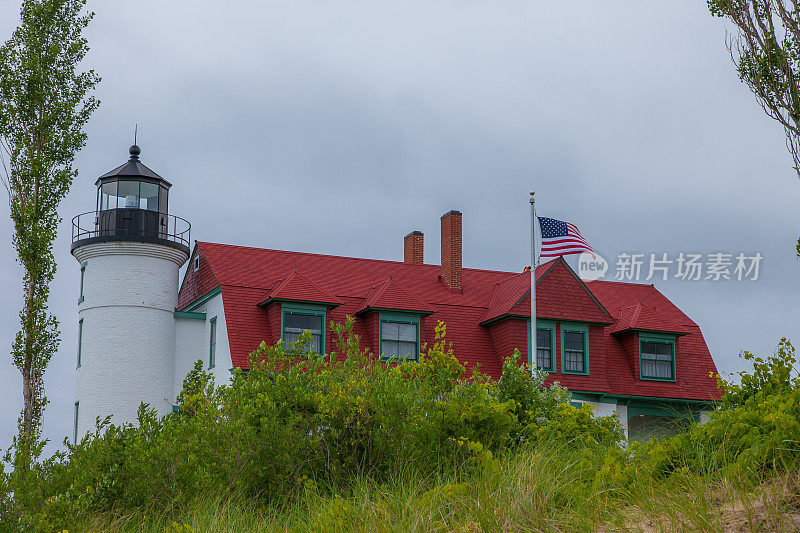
379, 313, 420, 361
640, 335, 676, 381
282, 304, 326, 354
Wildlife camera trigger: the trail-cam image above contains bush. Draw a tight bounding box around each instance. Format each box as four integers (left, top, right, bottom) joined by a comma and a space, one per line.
594, 339, 800, 491
2, 318, 620, 530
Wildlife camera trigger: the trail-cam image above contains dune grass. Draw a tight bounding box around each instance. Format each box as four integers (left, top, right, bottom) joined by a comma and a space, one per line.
77, 442, 800, 533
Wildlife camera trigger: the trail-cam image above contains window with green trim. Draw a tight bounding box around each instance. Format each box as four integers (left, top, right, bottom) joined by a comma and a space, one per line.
73, 401, 79, 444
380, 313, 420, 361
77, 319, 83, 368
561, 324, 589, 375
282, 305, 326, 354
209, 317, 217, 369
640, 336, 675, 380
78, 262, 86, 303
535, 322, 556, 371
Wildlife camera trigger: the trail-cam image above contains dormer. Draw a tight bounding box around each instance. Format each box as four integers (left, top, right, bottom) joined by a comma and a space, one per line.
355, 277, 434, 361
610, 303, 689, 382
258, 270, 343, 354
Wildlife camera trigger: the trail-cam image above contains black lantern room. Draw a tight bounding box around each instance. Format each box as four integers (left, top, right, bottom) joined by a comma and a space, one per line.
71, 145, 190, 254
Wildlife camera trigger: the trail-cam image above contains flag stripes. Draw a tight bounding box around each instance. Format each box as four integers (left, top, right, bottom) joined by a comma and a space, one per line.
538, 216, 594, 259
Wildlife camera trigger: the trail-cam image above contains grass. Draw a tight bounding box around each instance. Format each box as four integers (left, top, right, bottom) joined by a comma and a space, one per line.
75, 442, 800, 533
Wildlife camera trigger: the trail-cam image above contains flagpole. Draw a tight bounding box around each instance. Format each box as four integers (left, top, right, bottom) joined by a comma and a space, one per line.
530, 190, 537, 369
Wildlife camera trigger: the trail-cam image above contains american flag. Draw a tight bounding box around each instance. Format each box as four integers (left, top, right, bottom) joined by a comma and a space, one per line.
537, 216, 594, 259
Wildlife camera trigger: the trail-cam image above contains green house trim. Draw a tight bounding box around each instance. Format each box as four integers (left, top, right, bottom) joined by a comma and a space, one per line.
281, 302, 327, 355
568, 390, 716, 407
560, 322, 589, 375
78, 262, 87, 304
209, 316, 217, 369
76, 318, 83, 369
180, 286, 222, 312
533, 319, 556, 372
378, 311, 421, 362
174, 310, 207, 320
639, 333, 677, 382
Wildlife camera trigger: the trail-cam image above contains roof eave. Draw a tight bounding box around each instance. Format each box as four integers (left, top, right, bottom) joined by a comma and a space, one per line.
257, 297, 343, 309
355, 306, 435, 317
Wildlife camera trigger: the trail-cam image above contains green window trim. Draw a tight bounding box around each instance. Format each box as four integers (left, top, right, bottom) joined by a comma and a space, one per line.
532, 320, 556, 372
281, 303, 327, 355
639, 333, 676, 382
209, 317, 217, 369
78, 262, 87, 304
379, 312, 421, 361
73, 401, 79, 444
77, 319, 83, 369
174, 310, 206, 320
560, 323, 589, 375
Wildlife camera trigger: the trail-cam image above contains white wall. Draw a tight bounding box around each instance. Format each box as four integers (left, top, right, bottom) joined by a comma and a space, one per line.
72, 241, 187, 440
175, 292, 233, 396
174, 317, 206, 397
573, 399, 629, 440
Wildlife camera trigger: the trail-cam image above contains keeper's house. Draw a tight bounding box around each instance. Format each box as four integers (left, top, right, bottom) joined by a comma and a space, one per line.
71, 146, 720, 443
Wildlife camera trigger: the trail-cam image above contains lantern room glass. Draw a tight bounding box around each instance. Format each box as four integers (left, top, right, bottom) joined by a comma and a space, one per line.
97, 179, 165, 213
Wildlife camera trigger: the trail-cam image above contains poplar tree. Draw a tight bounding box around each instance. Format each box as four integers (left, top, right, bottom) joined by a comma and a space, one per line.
708, 0, 800, 254
0, 0, 99, 467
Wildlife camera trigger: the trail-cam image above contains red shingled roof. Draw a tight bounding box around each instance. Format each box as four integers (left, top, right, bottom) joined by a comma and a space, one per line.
609, 303, 689, 336
178, 242, 721, 402
479, 265, 549, 324
354, 277, 435, 315
259, 270, 343, 307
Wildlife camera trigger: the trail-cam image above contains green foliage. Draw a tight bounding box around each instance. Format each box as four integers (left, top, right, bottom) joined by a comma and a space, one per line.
0, 0, 100, 466
0, 318, 620, 530
717, 337, 799, 409
595, 339, 800, 491
708, 1, 800, 258
9, 326, 797, 530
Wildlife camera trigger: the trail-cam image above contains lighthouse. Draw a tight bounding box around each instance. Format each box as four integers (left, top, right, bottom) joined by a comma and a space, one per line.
70, 145, 190, 442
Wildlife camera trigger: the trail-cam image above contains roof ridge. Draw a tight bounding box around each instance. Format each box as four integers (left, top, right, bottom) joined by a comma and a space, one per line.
196, 241, 529, 277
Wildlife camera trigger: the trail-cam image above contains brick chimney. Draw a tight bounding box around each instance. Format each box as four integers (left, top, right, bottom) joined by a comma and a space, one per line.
440, 210, 462, 291
404, 231, 424, 264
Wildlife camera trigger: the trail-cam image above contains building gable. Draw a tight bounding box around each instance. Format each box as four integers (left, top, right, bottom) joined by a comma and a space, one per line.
535, 259, 613, 324
177, 244, 221, 310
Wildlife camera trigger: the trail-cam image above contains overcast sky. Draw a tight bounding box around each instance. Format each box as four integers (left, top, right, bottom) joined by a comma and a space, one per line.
1, 1, 798, 453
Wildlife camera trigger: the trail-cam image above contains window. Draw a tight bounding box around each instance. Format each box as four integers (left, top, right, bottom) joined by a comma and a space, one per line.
73, 401, 79, 444
77, 319, 83, 368
116, 180, 140, 208
380, 314, 420, 361
533, 321, 555, 371
193, 255, 200, 272
282, 305, 325, 354
209, 317, 217, 369
561, 324, 589, 375
640, 336, 675, 381
78, 262, 86, 304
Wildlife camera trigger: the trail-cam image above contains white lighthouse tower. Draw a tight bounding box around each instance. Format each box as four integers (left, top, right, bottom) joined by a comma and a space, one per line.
70, 144, 190, 441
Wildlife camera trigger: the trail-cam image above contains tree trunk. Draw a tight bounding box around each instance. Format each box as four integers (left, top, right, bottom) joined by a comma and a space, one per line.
21, 272, 36, 443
